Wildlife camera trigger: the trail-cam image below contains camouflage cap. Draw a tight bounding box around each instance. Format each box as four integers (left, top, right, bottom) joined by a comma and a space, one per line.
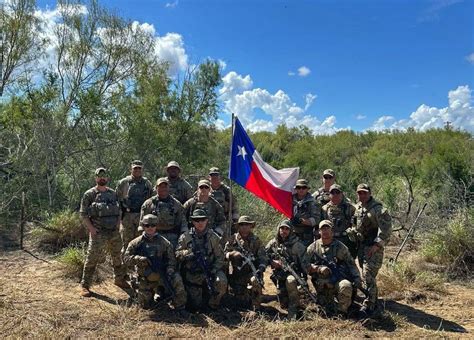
209, 167, 220, 175
95, 167, 108, 176
329, 184, 342, 193
156, 177, 169, 186
278, 219, 292, 229
237, 215, 255, 226
323, 169, 335, 177
319, 219, 334, 229
131, 160, 143, 168
356, 183, 371, 193
141, 214, 159, 226
190, 209, 208, 220
166, 161, 181, 170
295, 179, 310, 188
198, 179, 211, 188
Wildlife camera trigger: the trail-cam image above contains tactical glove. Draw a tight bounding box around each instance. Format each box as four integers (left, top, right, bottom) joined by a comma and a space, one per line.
136, 256, 150, 267
318, 265, 332, 278
346, 227, 359, 243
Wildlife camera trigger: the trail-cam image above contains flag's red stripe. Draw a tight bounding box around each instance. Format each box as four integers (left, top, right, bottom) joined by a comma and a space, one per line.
245, 161, 293, 218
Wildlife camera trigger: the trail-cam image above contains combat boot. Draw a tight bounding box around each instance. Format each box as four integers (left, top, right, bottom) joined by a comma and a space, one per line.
114, 278, 131, 290
287, 307, 299, 321
80, 287, 92, 297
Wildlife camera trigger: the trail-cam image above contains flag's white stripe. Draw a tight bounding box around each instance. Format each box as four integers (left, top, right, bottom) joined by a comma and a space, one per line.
253, 151, 299, 192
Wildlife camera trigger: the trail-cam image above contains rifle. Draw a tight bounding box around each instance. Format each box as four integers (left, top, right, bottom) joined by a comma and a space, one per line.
310, 250, 368, 297
190, 230, 216, 295
271, 244, 318, 304
235, 241, 265, 289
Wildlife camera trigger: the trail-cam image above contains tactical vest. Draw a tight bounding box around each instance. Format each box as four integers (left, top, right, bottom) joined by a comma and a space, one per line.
324, 202, 353, 236
150, 197, 180, 234
353, 200, 382, 245
87, 188, 120, 229
124, 178, 150, 213
210, 187, 229, 214
314, 188, 331, 207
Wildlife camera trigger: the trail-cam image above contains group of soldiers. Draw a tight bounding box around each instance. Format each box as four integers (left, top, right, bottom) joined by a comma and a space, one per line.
78, 160, 392, 320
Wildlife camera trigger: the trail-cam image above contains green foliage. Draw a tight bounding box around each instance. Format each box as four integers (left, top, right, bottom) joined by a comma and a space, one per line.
31, 210, 87, 252
56, 244, 87, 279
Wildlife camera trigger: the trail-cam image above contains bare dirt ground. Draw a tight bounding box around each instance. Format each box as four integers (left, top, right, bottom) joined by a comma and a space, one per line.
0, 247, 472, 338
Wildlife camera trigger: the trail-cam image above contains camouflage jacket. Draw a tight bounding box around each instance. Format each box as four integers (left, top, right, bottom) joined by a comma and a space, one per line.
124, 232, 176, 276
167, 177, 193, 204
79, 187, 120, 230
312, 186, 331, 208
304, 239, 360, 282
140, 195, 187, 235
183, 196, 226, 236
116, 175, 153, 214
224, 232, 268, 273
176, 228, 224, 279
353, 197, 392, 247
322, 199, 355, 236
210, 183, 239, 221
292, 193, 321, 234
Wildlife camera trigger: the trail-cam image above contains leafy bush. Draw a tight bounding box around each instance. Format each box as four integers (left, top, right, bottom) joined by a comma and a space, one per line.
30, 210, 87, 252
56, 244, 87, 280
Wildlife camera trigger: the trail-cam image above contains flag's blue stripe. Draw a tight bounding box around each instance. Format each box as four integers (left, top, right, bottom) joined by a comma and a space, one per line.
229, 118, 255, 187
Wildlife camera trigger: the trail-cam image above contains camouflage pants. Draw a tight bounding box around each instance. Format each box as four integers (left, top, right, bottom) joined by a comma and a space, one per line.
358, 245, 384, 309
136, 273, 186, 309
313, 278, 353, 313
229, 271, 262, 308
120, 212, 141, 252
81, 229, 126, 288
183, 270, 228, 309
276, 274, 300, 311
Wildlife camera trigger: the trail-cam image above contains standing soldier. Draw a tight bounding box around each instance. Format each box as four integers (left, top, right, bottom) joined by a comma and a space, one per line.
183, 179, 226, 238
304, 220, 361, 317
176, 209, 228, 311
312, 169, 336, 208
265, 220, 307, 320
79, 168, 129, 297
140, 178, 187, 248
116, 160, 153, 251
322, 184, 357, 258
165, 161, 193, 204
348, 184, 392, 316
224, 216, 268, 310
123, 214, 189, 316
208, 167, 239, 230
292, 179, 320, 246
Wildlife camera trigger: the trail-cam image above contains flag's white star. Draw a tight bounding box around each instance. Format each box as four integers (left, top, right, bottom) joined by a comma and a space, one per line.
237, 145, 247, 160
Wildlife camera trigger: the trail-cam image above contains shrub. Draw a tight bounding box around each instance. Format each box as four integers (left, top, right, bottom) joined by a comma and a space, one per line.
56, 244, 87, 280
30, 210, 87, 252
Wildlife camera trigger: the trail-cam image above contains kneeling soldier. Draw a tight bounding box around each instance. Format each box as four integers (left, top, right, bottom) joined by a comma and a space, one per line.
225, 215, 268, 309
265, 220, 307, 320
305, 220, 361, 317
124, 214, 188, 316
176, 209, 228, 311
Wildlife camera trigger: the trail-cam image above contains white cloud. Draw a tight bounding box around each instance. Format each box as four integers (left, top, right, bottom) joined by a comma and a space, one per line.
220, 71, 336, 134
154, 32, 188, 75
370, 116, 395, 131
466, 53, 474, 64
297, 66, 311, 77
418, 0, 462, 22
288, 71, 295, 76
165, 0, 179, 8
370, 85, 474, 132
356, 114, 367, 120
304, 93, 317, 111
218, 59, 227, 71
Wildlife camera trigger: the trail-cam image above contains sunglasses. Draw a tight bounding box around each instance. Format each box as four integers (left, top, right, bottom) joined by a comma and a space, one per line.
295, 186, 307, 190
199, 186, 210, 189
142, 224, 155, 228
330, 190, 342, 194
323, 175, 334, 179
193, 218, 207, 222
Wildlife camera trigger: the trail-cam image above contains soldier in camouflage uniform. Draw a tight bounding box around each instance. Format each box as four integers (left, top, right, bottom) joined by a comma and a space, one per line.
123, 214, 188, 316
291, 179, 320, 247
265, 220, 307, 319
322, 184, 357, 258
140, 177, 187, 249
224, 216, 268, 309
183, 179, 226, 238
304, 220, 361, 317
347, 183, 392, 316
79, 168, 129, 297
116, 160, 153, 251
176, 209, 228, 311
312, 169, 336, 208
165, 161, 193, 204
208, 167, 239, 232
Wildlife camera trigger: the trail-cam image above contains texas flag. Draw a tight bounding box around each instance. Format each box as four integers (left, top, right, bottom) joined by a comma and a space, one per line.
229, 117, 299, 218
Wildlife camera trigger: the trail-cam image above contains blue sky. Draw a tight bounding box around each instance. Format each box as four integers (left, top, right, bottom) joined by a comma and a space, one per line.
36, 0, 474, 133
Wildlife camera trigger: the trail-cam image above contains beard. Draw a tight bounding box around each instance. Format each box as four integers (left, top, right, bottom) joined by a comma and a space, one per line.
97, 179, 108, 186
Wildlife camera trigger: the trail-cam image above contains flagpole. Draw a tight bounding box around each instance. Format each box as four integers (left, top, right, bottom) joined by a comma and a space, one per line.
227, 113, 235, 239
